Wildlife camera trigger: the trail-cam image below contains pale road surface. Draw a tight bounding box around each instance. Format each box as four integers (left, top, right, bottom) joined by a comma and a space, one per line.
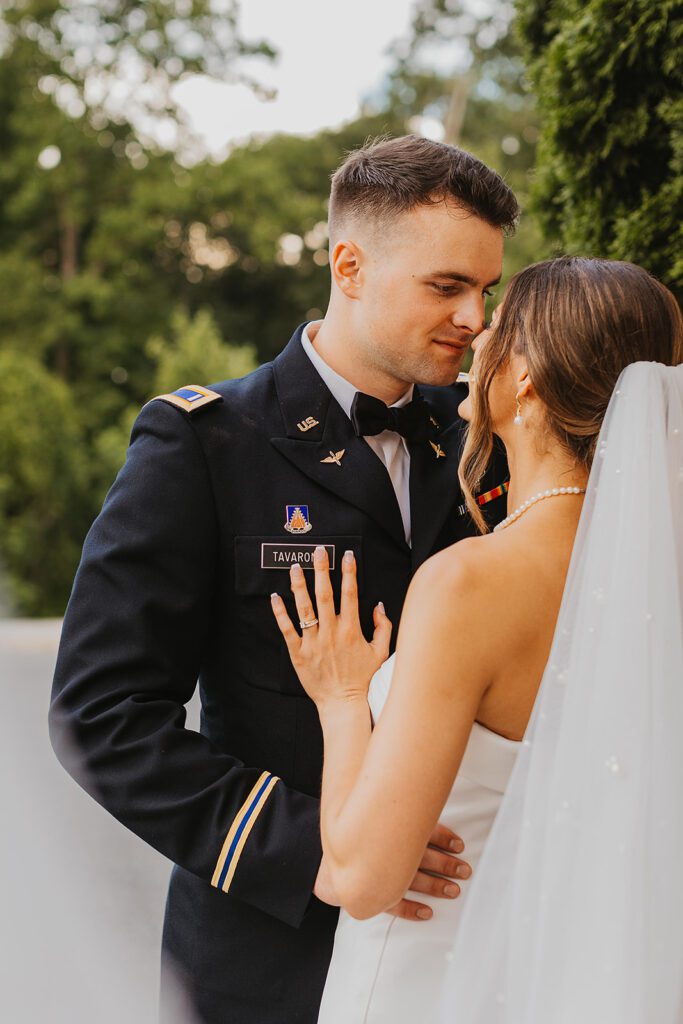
0, 619, 201, 1024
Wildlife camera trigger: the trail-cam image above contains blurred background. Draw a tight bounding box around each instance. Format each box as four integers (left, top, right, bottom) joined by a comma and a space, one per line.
0, 0, 680, 1018
1, 0, 680, 620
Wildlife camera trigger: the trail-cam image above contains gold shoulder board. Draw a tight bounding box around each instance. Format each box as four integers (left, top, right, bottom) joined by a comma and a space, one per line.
151, 384, 222, 413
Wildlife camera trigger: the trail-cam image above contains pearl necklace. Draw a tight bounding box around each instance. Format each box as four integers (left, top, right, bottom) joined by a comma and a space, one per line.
494, 486, 586, 532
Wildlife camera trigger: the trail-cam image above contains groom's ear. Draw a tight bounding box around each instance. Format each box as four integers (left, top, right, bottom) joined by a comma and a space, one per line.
330, 239, 364, 299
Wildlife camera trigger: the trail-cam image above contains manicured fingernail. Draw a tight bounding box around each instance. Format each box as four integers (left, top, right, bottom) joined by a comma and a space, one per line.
455, 865, 471, 880
450, 839, 464, 853
444, 884, 460, 898
314, 545, 326, 562
291, 562, 303, 577
343, 550, 355, 564
377, 601, 385, 613
270, 593, 281, 604
416, 908, 432, 920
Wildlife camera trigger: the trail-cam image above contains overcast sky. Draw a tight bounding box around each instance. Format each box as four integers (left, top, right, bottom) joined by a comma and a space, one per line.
174, 0, 418, 154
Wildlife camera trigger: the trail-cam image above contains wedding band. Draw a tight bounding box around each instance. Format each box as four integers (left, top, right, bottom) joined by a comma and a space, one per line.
300, 618, 319, 629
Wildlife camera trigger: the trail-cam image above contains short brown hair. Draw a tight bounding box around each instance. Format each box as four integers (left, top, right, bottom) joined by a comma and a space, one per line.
328, 135, 519, 240
459, 256, 683, 532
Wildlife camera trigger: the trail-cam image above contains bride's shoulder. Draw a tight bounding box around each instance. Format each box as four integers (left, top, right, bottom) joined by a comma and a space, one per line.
407, 530, 525, 633
400, 534, 518, 683
414, 530, 514, 595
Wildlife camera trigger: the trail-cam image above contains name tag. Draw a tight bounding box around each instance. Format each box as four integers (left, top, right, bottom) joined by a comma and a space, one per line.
261, 543, 336, 570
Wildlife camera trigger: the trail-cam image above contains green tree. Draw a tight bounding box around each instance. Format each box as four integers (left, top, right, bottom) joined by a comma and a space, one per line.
0, 0, 275, 153
0, 0, 276, 614
0, 350, 89, 615
149, 307, 258, 394
516, 0, 683, 298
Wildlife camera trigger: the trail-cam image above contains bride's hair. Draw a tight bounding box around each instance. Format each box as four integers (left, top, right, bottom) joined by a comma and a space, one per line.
459, 256, 683, 532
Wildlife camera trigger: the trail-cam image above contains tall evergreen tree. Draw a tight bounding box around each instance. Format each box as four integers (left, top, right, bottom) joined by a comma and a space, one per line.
517, 0, 683, 298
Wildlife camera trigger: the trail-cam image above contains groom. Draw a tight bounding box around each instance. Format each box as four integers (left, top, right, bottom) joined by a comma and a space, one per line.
49, 135, 517, 1023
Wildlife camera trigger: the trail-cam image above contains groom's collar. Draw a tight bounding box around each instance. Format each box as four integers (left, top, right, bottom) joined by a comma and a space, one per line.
271, 324, 335, 442
300, 321, 414, 421
273, 323, 421, 442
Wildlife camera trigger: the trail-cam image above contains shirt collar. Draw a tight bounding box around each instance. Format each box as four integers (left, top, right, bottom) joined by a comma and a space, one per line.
300, 322, 414, 420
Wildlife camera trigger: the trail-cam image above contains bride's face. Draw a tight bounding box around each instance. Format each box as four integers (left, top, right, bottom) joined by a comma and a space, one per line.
458, 306, 517, 433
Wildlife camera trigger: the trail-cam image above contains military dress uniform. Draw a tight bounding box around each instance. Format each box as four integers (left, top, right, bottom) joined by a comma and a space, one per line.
49, 324, 508, 1024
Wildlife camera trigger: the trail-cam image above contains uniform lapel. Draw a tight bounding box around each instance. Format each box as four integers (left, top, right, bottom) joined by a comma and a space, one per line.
408, 391, 467, 570
271, 328, 408, 551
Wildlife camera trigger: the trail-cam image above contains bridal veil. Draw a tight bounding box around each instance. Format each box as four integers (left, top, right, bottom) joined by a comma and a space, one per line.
442, 362, 683, 1023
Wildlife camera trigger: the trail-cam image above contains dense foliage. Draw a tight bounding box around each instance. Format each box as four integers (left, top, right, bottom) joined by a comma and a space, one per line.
516, 0, 683, 297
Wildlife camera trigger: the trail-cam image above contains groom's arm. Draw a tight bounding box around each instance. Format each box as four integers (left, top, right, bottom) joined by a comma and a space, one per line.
49, 399, 321, 929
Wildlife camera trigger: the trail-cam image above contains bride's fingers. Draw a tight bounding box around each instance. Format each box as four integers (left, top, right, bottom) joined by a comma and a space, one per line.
370, 602, 392, 658
340, 550, 361, 628
270, 593, 302, 660
289, 563, 317, 632
312, 545, 334, 631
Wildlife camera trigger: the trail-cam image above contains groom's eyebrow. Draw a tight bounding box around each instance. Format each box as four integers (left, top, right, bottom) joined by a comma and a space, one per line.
428, 271, 502, 289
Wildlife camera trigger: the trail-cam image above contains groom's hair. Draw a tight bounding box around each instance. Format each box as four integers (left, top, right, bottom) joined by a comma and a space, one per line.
328, 135, 519, 241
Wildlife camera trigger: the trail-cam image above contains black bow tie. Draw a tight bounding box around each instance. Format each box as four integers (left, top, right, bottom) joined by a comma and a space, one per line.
350, 391, 432, 442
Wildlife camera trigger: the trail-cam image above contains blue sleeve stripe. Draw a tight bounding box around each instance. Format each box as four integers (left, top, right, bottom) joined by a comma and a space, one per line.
211, 771, 280, 893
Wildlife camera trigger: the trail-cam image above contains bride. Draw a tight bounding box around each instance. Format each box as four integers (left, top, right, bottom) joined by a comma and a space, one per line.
270, 255, 683, 1023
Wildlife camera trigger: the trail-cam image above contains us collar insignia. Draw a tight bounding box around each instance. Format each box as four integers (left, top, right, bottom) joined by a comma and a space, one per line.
285, 505, 313, 534
430, 441, 446, 459
320, 449, 345, 466
297, 416, 319, 432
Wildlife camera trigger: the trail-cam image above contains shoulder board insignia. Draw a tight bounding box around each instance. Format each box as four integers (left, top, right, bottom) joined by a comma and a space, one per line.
151, 384, 222, 413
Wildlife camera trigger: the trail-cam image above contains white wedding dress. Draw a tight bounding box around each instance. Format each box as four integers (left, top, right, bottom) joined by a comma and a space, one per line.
318, 364, 683, 1023
317, 652, 521, 1023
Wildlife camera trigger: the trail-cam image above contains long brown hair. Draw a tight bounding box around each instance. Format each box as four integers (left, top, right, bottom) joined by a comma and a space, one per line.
460, 257, 683, 533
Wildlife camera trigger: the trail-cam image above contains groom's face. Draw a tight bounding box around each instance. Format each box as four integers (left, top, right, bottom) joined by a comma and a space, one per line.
352, 199, 503, 387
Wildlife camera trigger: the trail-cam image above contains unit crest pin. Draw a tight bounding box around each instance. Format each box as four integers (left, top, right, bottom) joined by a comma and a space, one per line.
430, 441, 447, 459
284, 505, 313, 534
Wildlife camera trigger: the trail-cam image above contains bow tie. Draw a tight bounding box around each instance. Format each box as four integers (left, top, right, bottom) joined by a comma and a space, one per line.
350, 391, 432, 442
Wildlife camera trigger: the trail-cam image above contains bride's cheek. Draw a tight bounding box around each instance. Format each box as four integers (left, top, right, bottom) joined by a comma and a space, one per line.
458, 396, 471, 421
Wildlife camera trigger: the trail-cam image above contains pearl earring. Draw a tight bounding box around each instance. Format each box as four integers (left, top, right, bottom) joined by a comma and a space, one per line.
514, 395, 523, 426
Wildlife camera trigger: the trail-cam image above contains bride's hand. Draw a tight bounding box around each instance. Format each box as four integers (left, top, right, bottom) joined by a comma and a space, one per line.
270, 546, 392, 707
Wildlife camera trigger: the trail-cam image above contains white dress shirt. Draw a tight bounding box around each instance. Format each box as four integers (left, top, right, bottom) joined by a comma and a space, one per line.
301, 323, 413, 545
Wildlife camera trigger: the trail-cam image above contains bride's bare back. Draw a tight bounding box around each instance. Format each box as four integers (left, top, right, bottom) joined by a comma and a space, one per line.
415, 494, 585, 743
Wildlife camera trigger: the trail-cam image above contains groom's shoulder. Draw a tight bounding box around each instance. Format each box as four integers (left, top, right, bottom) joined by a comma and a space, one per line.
149, 359, 277, 424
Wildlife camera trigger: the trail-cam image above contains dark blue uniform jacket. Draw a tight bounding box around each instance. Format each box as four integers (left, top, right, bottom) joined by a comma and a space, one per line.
49, 325, 508, 1023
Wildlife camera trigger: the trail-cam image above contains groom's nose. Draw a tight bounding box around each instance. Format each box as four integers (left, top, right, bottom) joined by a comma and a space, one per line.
449, 293, 486, 336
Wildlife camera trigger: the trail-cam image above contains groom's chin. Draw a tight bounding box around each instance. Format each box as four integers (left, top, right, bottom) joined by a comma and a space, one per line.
415, 365, 464, 389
